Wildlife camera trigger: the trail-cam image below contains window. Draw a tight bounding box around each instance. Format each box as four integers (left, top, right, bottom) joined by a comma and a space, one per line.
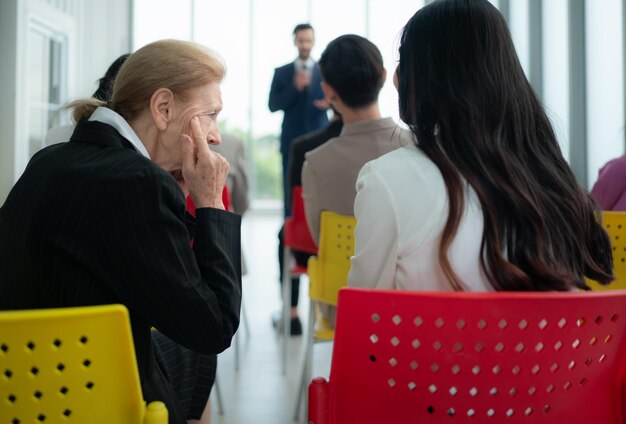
134, 0, 428, 206
27, 21, 67, 157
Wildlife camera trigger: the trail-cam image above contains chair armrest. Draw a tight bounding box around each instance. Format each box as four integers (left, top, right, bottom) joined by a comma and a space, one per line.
144, 401, 168, 424
308, 377, 329, 424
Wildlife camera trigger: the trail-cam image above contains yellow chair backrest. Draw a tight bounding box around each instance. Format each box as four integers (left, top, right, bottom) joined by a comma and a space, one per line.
589, 211, 626, 290
0, 304, 167, 424
308, 211, 356, 306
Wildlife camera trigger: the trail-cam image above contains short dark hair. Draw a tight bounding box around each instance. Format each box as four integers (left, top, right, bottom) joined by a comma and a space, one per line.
319, 34, 384, 108
293, 23, 313, 36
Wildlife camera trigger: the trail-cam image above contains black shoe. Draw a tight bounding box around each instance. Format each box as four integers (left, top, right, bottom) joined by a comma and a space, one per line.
272, 312, 303, 336
290, 316, 303, 336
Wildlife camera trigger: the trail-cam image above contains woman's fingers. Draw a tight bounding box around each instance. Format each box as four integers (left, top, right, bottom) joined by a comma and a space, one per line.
190, 116, 211, 158
181, 117, 229, 210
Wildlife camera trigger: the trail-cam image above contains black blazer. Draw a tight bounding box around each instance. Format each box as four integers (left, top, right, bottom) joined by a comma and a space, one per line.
0, 120, 241, 420
268, 62, 329, 155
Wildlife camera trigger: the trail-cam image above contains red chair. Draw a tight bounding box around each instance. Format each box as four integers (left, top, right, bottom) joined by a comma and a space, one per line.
284, 185, 317, 266
281, 186, 318, 374
309, 288, 626, 423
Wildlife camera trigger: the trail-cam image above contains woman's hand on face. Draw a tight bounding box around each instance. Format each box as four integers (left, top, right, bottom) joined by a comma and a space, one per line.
180, 116, 230, 210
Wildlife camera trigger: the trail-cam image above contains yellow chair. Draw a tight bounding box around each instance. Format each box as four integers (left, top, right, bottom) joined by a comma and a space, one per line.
0, 304, 167, 424
294, 211, 356, 420
589, 211, 626, 290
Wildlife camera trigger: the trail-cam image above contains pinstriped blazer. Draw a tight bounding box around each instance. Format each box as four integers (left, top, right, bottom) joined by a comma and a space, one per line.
0, 120, 242, 417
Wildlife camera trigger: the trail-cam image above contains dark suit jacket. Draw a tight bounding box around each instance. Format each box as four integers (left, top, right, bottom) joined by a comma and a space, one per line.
268, 62, 329, 155
0, 120, 241, 422
286, 119, 343, 208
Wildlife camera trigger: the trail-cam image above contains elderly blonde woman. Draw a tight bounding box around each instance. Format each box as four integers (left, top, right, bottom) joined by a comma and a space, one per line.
0, 40, 241, 424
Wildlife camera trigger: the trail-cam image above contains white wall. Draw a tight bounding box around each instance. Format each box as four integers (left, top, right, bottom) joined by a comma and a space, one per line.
542, 0, 570, 159
0, 1, 20, 204
586, 0, 625, 188
508, 0, 530, 77
76, 1, 132, 100
0, 0, 131, 204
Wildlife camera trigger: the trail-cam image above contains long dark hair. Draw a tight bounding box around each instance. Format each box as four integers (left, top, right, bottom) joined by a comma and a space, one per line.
397, 0, 613, 291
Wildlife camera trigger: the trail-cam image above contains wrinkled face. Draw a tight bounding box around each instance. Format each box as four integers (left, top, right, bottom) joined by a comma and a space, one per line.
160, 81, 223, 173
294, 29, 315, 60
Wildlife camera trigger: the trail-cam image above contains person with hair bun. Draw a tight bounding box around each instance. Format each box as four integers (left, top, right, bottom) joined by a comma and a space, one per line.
0, 40, 240, 424
45, 53, 130, 146
348, 0, 613, 293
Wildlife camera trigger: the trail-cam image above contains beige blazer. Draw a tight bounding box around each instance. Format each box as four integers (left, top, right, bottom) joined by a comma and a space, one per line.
302, 117, 412, 243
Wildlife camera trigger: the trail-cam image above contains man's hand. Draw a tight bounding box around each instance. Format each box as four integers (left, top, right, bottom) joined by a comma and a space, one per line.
180, 117, 230, 210
293, 69, 311, 91
313, 96, 331, 110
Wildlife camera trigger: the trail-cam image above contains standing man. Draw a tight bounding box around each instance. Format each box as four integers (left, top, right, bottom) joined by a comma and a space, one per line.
269, 23, 328, 335
269, 23, 329, 216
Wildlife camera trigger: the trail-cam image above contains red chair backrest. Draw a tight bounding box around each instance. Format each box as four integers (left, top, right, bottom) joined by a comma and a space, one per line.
284, 185, 317, 254
185, 186, 232, 218
318, 288, 626, 423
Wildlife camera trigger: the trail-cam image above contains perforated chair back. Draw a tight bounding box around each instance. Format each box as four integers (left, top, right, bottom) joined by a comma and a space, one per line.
308, 211, 356, 306
284, 186, 317, 254
309, 288, 626, 424
589, 211, 626, 290
0, 304, 167, 424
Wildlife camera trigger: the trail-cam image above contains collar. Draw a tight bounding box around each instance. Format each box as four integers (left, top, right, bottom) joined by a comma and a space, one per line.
294, 57, 315, 71
88, 107, 151, 159
340, 117, 397, 137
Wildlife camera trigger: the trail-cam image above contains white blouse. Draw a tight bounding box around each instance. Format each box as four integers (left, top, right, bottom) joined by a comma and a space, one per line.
347, 145, 493, 292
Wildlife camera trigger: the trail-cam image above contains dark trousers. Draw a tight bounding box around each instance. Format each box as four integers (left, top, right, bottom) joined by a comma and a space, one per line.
278, 225, 312, 307
282, 151, 290, 217
150, 331, 216, 422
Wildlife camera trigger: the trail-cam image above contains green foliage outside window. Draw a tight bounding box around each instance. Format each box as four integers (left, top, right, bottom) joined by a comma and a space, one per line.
219, 121, 282, 202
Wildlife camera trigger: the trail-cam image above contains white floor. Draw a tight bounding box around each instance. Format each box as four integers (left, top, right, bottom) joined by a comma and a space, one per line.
210, 210, 333, 424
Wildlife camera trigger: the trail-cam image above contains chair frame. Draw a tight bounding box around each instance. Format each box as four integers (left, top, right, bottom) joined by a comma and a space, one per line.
294, 211, 355, 421
281, 186, 317, 374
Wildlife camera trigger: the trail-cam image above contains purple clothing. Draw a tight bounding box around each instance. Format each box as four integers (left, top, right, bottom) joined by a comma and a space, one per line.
591, 154, 626, 211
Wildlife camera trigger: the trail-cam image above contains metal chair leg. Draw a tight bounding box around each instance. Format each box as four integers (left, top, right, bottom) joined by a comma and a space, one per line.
234, 290, 251, 371
234, 326, 240, 371
281, 246, 292, 375
213, 375, 224, 415
241, 293, 251, 339
294, 299, 316, 421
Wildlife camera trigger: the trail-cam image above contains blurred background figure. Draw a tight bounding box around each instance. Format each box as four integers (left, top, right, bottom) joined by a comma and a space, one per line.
301, 34, 410, 243
268, 23, 329, 216
591, 153, 626, 211
212, 132, 250, 279
211, 132, 250, 216
274, 110, 343, 335
300, 33, 411, 326
269, 23, 329, 335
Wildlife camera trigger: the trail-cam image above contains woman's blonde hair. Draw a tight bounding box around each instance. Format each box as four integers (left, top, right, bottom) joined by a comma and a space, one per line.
70, 40, 226, 123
